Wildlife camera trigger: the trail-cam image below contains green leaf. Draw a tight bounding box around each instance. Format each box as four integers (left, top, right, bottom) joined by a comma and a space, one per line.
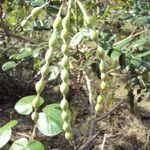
37, 112, 63, 137
43, 104, 63, 124
0, 128, 12, 148
0, 120, 18, 130
37, 103, 69, 136
113, 35, 135, 49
136, 50, 150, 58
70, 32, 83, 47
9, 138, 28, 150
0, 120, 17, 148
28, 140, 44, 150
2, 61, 18, 71
135, 16, 150, 26
9, 138, 44, 150
16, 48, 32, 60
30, 0, 45, 7
15, 95, 44, 115
110, 49, 121, 61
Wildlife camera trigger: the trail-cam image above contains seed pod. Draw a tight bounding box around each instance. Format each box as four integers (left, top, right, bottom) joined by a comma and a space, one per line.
49, 32, 57, 47
31, 2, 48, 17
96, 46, 105, 59
61, 111, 69, 121
99, 60, 107, 73
59, 0, 72, 141
41, 63, 49, 77
60, 82, 69, 96
95, 103, 101, 113
61, 28, 69, 41
100, 81, 107, 90
63, 121, 70, 131
90, 29, 98, 41
53, 15, 62, 30
61, 55, 69, 68
97, 95, 104, 104
35, 79, 44, 94
62, 15, 70, 28
84, 15, 92, 28
61, 44, 68, 54
60, 98, 69, 110
101, 73, 107, 81
65, 131, 73, 141
45, 49, 53, 62
32, 96, 41, 109
31, 4, 63, 131
31, 112, 39, 122
61, 68, 69, 82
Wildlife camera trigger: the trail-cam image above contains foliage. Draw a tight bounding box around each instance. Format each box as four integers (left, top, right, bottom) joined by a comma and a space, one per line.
0, 0, 149, 149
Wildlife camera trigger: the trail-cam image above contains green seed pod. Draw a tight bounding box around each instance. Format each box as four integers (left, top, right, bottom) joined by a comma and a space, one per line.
99, 60, 107, 73
62, 15, 70, 28
65, 131, 73, 140
101, 73, 107, 81
63, 121, 70, 131
40, 63, 49, 77
61, 68, 69, 82
53, 15, 62, 30
35, 79, 44, 94
45, 49, 53, 62
61, 44, 68, 54
97, 95, 104, 104
59, 0, 72, 141
61, 111, 69, 121
32, 96, 41, 109
60, 82, 69, 96
95, 103, 101, 113
31, 2, 48, 17
61, 55, 69, 68
96, 46, 105, 59
60, 98, 69, 110
100, 81, 107, 90
31, 112, 39, 122
90, 29, 98, 41
84, 15, 92, 28
60, 28, 69, 41
49, 32, 57, 47
31, 7, 43, 17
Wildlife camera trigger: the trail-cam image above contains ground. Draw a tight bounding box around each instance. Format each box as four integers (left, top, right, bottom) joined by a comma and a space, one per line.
0, 73, 149, 150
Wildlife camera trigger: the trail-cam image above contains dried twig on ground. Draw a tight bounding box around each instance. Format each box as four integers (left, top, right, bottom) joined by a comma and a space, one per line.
83, 71, 95, 137
77, 131, 100, 150
96, 98, 125, 122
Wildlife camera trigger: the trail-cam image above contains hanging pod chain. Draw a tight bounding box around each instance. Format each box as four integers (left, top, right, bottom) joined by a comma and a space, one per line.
77, 0, 109, 114
31, 5, 63, 122
59, 0, 73, 141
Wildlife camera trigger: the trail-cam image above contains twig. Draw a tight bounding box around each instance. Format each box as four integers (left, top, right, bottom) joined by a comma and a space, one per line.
100, 133, 107, 150
83, 71, 95, 137
0, 31, 36, 44
96, 98, 125, 122
30, 124, 37, 141
15, 132, 30, 138
77, 131, 100, 150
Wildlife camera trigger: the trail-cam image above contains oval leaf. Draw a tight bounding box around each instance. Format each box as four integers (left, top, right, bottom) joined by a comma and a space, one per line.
2, 61, 17, 71
28, 140, 44, 150
37, 112, 63, 137
9, 138, 28, 150
15, 95, 44, 115
0, 128, 12, 148
9, 138, 44, 150
70, 32, 83, 47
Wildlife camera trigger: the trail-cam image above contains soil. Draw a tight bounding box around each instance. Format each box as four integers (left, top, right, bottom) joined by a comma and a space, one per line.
0, 73, 150, 150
